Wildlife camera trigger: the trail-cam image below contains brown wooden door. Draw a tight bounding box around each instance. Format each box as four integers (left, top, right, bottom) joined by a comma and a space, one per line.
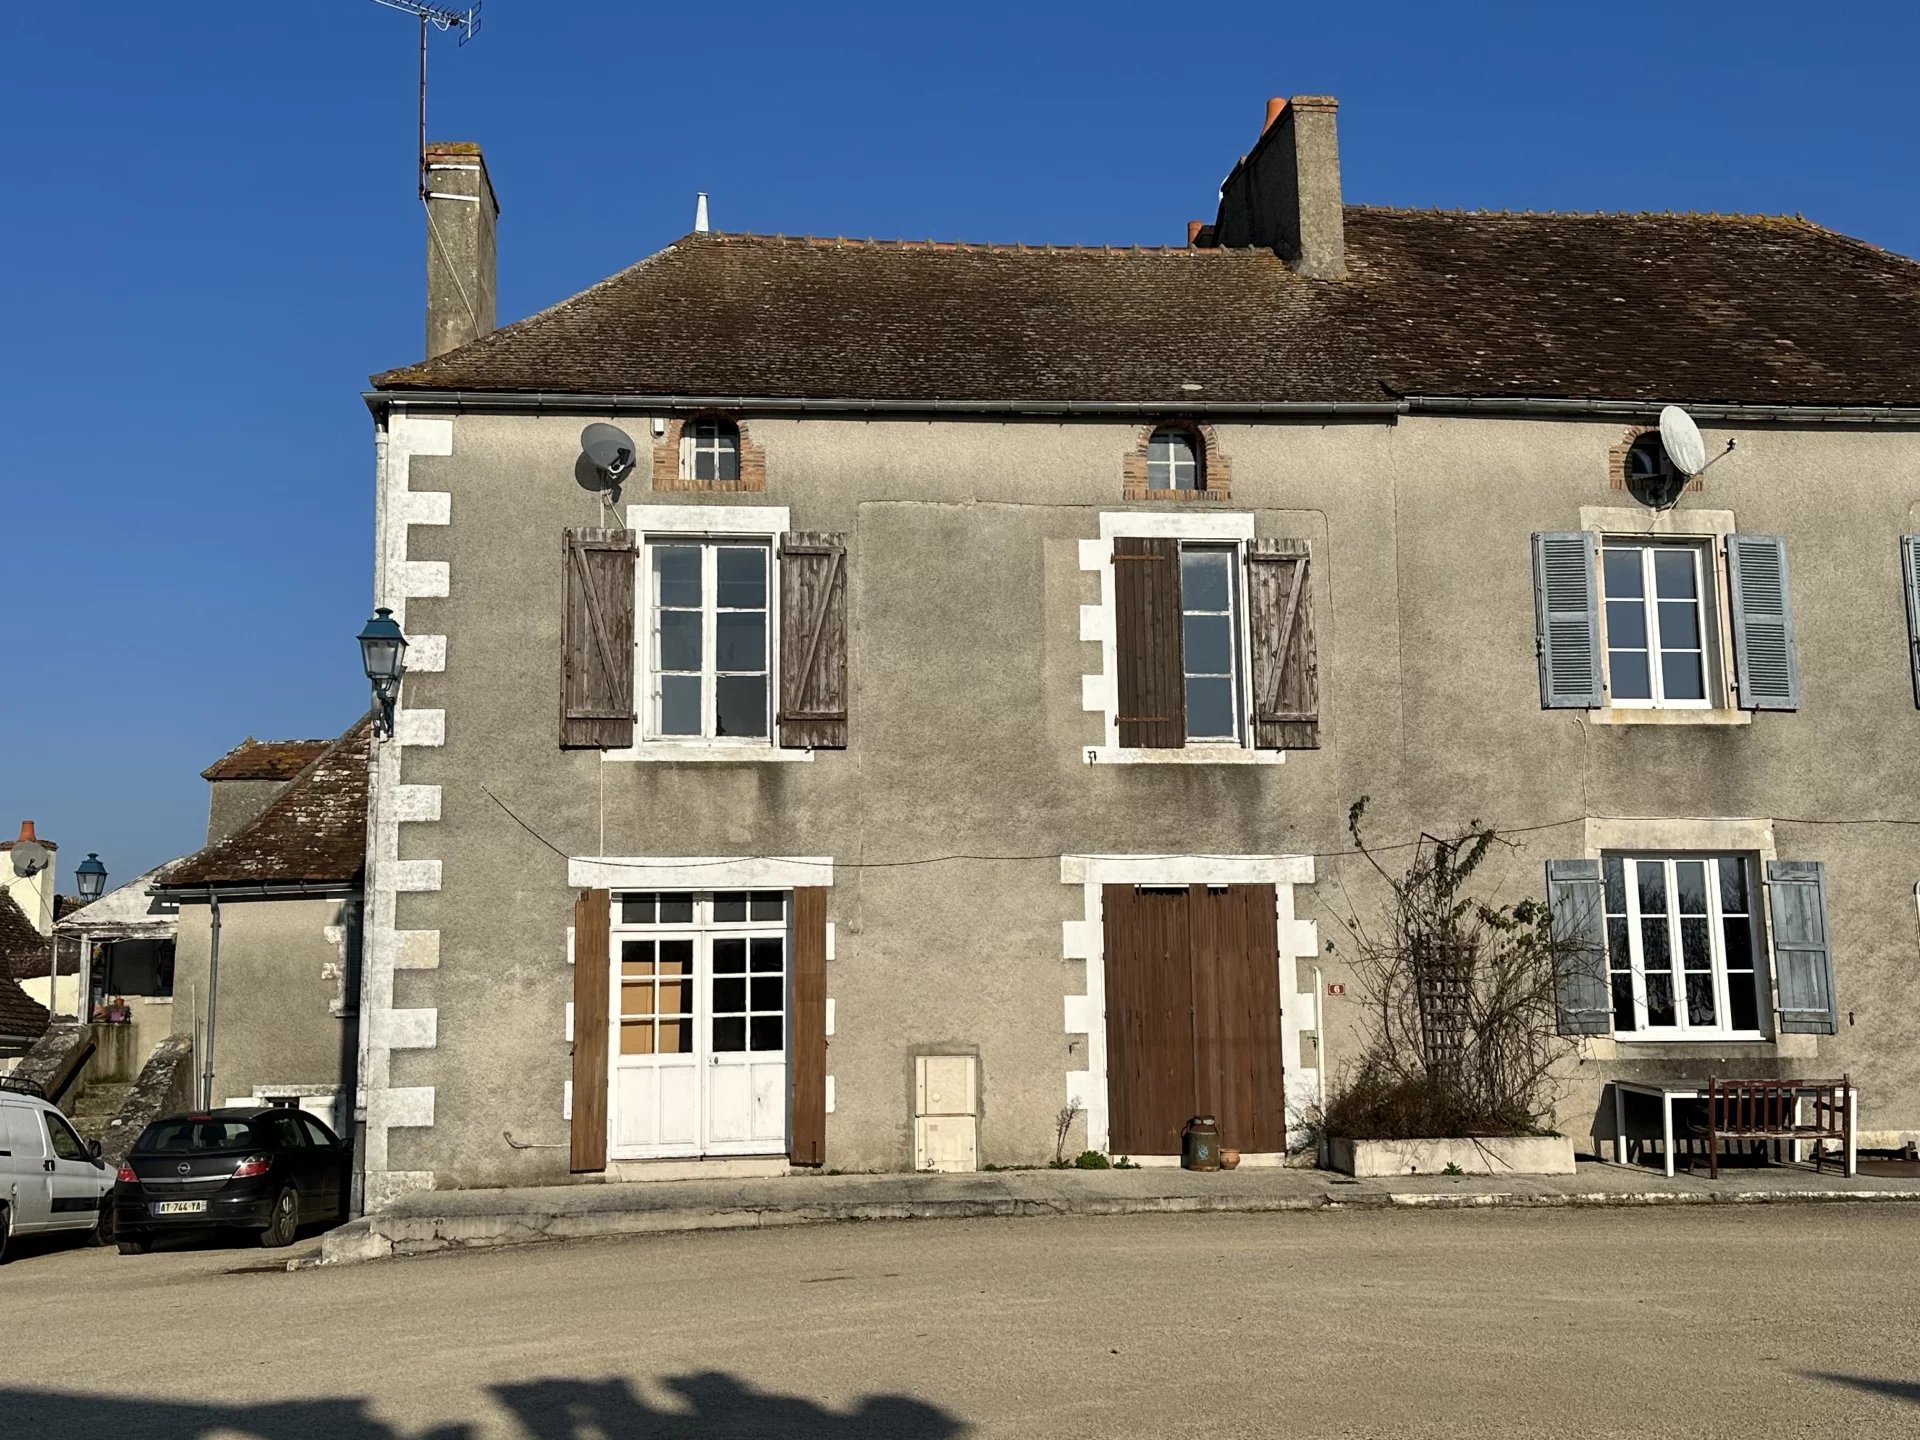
1103, 883, 1286, 1156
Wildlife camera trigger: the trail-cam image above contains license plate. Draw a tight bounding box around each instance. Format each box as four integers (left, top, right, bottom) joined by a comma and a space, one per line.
153, 1200, 207, 1216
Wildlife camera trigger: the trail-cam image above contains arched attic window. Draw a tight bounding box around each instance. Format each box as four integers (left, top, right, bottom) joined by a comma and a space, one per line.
681, 418, 741, 482
1147, 426, 1205, 492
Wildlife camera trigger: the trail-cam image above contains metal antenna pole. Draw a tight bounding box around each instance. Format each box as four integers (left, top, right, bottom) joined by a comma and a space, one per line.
418, 15, 427, 200
363, 1, 484, 202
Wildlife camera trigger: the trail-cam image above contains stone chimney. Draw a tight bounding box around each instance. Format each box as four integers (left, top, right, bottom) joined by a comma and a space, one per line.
1211, 95, 1345, 279
423, 142, 499, 360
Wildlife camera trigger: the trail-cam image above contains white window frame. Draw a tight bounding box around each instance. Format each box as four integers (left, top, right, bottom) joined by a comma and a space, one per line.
1600, 540, 1716, 711
680, 419, 741, 482
1078, 513, 1281, 766
1604, 852, 1770, 1041
1177, 542, 1245, 745
1147, 427, 1201, 492
604, 506, 811, 764
644, 538, 773, 743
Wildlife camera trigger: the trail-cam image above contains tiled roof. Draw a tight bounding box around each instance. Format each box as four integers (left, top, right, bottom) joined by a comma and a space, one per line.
0, 892, 80, 981
370, 212, 1920, 409
0, 976, 49, 1042
158, 717, 371, 890
200, 737, 334, 782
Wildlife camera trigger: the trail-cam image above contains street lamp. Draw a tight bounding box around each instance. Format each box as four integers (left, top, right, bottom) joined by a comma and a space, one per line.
358, 607, 409, 739
75, 853, 107, 903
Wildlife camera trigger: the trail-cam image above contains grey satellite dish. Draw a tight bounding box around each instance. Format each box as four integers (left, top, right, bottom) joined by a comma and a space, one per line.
1659, 405, 1709, 478
581, 423, 638, 485
9, 840, 48, 879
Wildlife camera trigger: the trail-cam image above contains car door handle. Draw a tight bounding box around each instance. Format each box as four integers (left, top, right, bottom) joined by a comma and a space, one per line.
44, 1160, 55, 1172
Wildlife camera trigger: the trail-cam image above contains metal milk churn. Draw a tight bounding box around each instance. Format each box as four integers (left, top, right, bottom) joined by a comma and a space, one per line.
1181, 1115, 1221, 1171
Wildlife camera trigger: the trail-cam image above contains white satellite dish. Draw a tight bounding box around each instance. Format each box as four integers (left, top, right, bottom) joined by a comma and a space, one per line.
9, 840, 48, 879
1659, 405, 1709, 478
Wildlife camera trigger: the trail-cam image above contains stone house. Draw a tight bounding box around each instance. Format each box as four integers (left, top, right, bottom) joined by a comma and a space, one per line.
352, 96, 1920, 1206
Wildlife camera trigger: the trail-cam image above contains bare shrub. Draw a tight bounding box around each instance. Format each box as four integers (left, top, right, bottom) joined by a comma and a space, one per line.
1321, 797, 1578, 1141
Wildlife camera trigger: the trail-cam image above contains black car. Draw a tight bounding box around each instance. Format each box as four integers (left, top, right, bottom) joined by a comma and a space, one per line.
115, 1106, 351, 1252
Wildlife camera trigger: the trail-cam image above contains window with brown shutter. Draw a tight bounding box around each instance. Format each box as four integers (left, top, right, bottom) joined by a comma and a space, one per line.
1247, 539, 1319, 749
570, 888, 612, 1173
777, 532, 848, 749
561, 528, 636, 749
1113, 536, 1186, 748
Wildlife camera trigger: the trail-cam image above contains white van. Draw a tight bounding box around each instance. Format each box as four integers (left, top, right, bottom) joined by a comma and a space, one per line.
1, 1076, 116, 1261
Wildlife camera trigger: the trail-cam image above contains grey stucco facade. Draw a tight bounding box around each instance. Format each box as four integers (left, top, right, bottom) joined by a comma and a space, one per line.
356, 403, 1920, 1202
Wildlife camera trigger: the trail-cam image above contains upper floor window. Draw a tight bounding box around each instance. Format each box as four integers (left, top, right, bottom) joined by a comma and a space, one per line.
1601, 542, 1712, 708
647, 539, 771, 740
1179, 545, 1243, 741
1147, 427, 1203, 492
681, 420, 741, 483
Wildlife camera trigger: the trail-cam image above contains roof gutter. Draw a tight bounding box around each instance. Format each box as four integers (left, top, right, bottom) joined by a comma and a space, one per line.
364, 389, 1406, 419
150, 880, 359, 902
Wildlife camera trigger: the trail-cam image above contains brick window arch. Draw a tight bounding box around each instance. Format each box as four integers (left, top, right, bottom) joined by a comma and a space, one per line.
652, 414, 766, 493
1122, 422, 1230, 502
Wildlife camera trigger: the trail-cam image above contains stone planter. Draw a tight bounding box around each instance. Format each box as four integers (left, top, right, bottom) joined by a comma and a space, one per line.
1327, 1134, 1576, 1178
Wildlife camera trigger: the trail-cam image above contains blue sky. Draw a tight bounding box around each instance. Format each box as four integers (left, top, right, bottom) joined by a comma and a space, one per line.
3, 2, 1915, 891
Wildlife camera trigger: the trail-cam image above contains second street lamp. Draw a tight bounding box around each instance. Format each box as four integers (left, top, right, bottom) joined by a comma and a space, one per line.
358, 607, 409, 739
75, 852, 107, 903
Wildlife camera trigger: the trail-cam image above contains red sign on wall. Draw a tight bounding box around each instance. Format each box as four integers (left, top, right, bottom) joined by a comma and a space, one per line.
1325, 982, 1347, 997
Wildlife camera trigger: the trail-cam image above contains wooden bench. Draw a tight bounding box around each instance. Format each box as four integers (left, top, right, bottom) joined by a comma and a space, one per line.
1697, 1075, 1854, 1179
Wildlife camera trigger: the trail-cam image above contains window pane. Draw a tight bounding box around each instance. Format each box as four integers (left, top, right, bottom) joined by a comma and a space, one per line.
1602, 857, 1626, 914
1640, 917, 1670, 972
717, 547, 766, 609
713, 938, 746, 974
750, 937, 784, 972
1185, 677, 1236, 739
715, 675, 768, 738
1605, 600, 1647, 650
656, 977, 689, 1016
1652, 548, 1697, 599
1636, 862, 1667, 916
693, 448, 717, 481
1728, 967, 1761, 1031
1684, 971, 1718, 1028
749, 892, 785, 922
1680, 916, 1712, 972
1719, 859, 1750, 915
659, 675, 701, 735
1611, 971, 1636, 1032
1603, 548, 1644, 598
621, 978, 656, 1020
713, 892, 747, 922
658, 610, 702, 672
1609, 651, 1652, 701
1182, 613, 1232, 676
1606, 916, 1632, 971
1644, 972, 1675, 1027
716, 613, 767, 672
751, 976, 783, 1010
653, 547, 701, 608
620, 940, 654, 978
658, 894, 693, 924
620, 1021, 656, 1055
715, 437, 740, 482
712, 1016, 747, 1052
1674, 861, 1708, 915
713, 977, 747, 1013
1180, 550, 1230, 612
749, 1015, 783, 1051
660, 1018, 693, 1054
657, 938, 693, 973
1657, 599, 1701, 651
1721, 916, 1753, 970
1662, 651, 1706, 701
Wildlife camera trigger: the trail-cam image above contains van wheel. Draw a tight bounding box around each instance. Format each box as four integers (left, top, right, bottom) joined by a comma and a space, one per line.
259, 1187, 299, 1248
0, 1203, 11, 1265
117, 1236, 150, 1255
86, 1197, 116, 1247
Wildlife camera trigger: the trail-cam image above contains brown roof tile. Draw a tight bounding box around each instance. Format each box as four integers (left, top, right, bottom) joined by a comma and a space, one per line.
0, 892, 80, 981
0, 976, 50, 1042
370, 213, 1920, 409
200, 738, 334, 782
160, 718, 371, 890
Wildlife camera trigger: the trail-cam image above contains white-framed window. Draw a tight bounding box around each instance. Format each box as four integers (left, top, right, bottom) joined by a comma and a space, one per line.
645, 538, 772, 741
680, 419, 741, 482
1147, 427, 1202, 492
615, 891, 789, 1059
1179, 543, 1244, 743
1601, 541, 1715, 708
1604, 853, 1766, 1038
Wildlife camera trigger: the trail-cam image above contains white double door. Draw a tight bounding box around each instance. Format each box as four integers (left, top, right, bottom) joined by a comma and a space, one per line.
608, 891, 790, 1159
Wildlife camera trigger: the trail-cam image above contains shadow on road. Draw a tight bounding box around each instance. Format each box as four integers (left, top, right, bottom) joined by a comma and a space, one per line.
1810, 1373, 1920, 1405
0, 1371, 968, 1439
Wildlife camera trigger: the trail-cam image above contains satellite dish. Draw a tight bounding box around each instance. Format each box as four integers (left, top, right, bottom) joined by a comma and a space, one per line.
581, 423, 638, 485
1659, 405, 1708, 478
9, 840, 48, 879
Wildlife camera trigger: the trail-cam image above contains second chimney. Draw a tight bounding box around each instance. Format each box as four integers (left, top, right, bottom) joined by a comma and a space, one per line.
1212, 96, 1345, 279
423, 142, 499, 360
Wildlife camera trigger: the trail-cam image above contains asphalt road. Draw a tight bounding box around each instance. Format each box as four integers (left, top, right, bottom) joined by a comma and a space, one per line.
3, 1205, 1918, 1438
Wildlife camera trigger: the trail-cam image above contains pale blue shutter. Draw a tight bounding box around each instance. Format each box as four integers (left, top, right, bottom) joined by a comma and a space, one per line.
1727, 535, 1799, 710
1545, 859, 1612, 1035
1901, 536, 1920, 707
1766, 860, 1837, 1035
1531, 532, 1601, 709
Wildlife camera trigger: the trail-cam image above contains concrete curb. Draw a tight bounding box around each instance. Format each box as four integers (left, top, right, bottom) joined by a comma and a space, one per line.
311, 1183, 1920, 1268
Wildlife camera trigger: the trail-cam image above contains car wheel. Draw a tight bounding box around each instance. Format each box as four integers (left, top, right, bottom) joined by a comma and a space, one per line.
86, 1197, 116, 1247
117, 1235, 150, 1256
259, 1186, 299, 1248
0, 1203, 11, 1265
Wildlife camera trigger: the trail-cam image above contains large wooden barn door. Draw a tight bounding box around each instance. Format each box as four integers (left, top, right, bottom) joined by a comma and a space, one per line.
1102, 883, 1286, 1156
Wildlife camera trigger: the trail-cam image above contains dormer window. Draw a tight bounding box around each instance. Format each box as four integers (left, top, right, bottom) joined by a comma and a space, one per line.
1147, 427, 1204, 492
681, 419, 741, 483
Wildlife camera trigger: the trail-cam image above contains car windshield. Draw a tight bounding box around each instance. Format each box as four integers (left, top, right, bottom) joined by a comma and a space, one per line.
136, 1119, 259, 1154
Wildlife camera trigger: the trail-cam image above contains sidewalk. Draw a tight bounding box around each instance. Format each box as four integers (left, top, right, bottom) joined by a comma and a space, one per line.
318, 1160, 1920, 1265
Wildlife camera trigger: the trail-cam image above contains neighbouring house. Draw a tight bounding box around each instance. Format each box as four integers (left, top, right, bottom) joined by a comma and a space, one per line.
55, 867, 181, 1069
149, 720, 370, 1139
350, 95, 1920, 1206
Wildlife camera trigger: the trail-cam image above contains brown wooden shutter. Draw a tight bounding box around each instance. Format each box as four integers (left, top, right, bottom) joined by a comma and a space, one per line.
1113, 537, 1185, 748
569, 888, 611, 1174
1247, 539, 1318, 750
561, 528, 636, 749
788, 887, 829, 1166
778, 533, 848, 750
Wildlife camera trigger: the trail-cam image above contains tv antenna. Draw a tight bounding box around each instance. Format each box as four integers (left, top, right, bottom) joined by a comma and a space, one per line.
367, 1, 484, 201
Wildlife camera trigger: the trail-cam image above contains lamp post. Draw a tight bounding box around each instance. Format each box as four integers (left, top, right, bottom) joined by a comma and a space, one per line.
75, 853, 107, 903
358, 608, 409, 739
